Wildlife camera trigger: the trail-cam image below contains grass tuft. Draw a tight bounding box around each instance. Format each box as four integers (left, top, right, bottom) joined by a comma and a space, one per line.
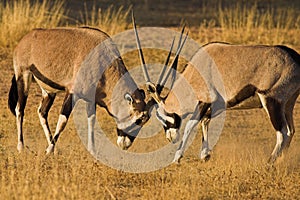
198, 3, 300, 45
79, 4, 131, 36
0, 0, 65, 50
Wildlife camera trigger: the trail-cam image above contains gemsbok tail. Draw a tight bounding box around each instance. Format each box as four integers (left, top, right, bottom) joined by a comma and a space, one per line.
8, 75, 18, 116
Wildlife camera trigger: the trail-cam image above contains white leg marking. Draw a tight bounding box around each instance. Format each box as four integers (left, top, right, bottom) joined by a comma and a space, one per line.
156, 103, 175, 126
173, 119, 200, 163
270, 130, 285, 161
46, 114, 67, 154
15, 104, 24, 152
200, 118, 211, 161
37, 91, 53, 145
87, 114, 96, 154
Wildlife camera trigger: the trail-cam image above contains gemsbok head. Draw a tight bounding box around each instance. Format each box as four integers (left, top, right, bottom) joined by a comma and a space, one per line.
8, 26, 153, 154
133, 17, 300, 163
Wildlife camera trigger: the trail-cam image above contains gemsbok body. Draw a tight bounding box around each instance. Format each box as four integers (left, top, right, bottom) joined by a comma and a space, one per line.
8, 27, 149, 154
142, 41, 300, 163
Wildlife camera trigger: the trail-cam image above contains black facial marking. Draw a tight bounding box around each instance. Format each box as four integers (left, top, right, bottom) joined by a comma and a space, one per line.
117, 128, 136, 143
164, 112, 181, 130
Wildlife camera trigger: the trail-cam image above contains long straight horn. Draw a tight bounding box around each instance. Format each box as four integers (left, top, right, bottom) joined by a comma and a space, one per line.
156, 36, 175, 90
159, 28, 188, 94
158, 25, 185, 86
132, 12, 151, 83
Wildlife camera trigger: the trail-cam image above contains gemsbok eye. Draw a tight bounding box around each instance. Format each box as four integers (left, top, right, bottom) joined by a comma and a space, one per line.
124, 93, 134, 104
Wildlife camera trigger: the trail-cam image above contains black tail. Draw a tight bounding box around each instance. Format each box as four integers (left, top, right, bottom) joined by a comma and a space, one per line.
8, 75, 18, 116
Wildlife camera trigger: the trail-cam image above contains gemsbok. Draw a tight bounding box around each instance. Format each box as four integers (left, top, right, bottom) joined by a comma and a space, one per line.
8, 26, 150, 154
133, 18, 300, 163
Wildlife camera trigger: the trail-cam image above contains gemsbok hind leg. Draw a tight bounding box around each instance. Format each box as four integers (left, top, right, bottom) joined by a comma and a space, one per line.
258, 93, 290, 163
37, 89, 56, 146
15, 72, 32, 152
46, 92, 74, 154
284, 90, 299, 148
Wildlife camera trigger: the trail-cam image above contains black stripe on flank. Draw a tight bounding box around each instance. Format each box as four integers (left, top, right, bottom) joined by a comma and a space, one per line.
226, 85, 257, 108
29, 65, 65, 91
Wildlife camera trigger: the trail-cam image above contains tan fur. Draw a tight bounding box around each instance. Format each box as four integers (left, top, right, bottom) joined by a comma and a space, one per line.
14, 27, 145, 114
164, 43, 300, 112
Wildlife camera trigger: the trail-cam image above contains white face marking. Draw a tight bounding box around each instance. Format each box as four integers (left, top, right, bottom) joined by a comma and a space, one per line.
117, 136, 132, 150
156, 105, 175, 126
166, 128, 179, 143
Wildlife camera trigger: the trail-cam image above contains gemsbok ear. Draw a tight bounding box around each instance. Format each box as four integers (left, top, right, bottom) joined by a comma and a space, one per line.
146, 82, 157, 93
124, 93, 133, 104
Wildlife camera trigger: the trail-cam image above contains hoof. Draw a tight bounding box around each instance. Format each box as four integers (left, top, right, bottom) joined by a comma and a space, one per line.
88, 146, 96, 155
173, 150, 183, 164
200, 149, 211, 162
45, 144, 55, 155
17, 142, 24, 153
201, 154, 211, 162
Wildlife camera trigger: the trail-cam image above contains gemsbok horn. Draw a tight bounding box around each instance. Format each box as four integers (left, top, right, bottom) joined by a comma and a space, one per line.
132, 13, 188, 143
147, 41, 300, 163
8, 26, 150, 154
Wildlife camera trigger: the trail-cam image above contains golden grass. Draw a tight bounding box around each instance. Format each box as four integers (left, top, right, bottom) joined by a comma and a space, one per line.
0, 40, 300, 199
198, 3, 300, 46
0, 0, 300, 199
0, 0, 65, 50
78, 4, 131, 36
0, 0, 131, 51
0, 96, 299, 199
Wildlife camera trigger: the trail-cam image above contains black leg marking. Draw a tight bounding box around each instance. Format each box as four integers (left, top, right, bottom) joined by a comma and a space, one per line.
191, 102, 211, 121
39, 93, 56, 119
38, 93, 56, 144
266, 97, 284, 131
50, 93, 74, 146
8, 75, 18, 116
60, 93, 74, 118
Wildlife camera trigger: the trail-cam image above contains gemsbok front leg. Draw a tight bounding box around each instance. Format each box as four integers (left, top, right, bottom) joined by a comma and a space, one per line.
86, 102, 96, 154
200, 117, 211, 161
173, 102, 210, 163
46, 92, 74, 154
37, 89, 56, 146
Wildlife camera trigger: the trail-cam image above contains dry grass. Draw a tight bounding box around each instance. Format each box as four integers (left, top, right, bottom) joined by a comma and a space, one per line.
0, 82, 299, 199
0, 0, 65, 50
78, 4, 131, 36
0, 1, 131, 51
0, 43, 300, 200
198, 3, 300, 46
0, 0, 300, 199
